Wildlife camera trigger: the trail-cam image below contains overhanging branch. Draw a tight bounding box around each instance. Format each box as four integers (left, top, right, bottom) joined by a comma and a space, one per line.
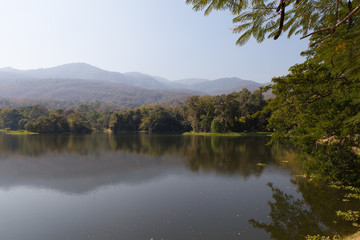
300, 4, 360, 45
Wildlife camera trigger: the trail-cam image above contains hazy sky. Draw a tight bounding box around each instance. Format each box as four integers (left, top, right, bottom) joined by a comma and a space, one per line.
0, 0, 309, 83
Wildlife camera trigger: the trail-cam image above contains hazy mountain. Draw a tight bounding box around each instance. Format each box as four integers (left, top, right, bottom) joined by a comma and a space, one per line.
174, 78, 210, 86
0, 78, 196, 108
0, 63, 270, 106
189, 77, 263, 95
0, 63, 174, 90
122, 72, 185, 90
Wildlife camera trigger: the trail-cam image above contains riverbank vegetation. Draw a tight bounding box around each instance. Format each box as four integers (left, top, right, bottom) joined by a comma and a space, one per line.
0, 88, 269, 135
184, 0, 360, 238
185, 0, 360, 189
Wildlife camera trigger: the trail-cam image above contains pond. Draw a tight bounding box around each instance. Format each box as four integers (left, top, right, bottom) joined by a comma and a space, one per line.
0, 133, 358, 240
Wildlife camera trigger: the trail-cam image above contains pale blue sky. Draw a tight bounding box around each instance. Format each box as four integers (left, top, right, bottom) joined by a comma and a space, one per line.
0, 0, 309, 83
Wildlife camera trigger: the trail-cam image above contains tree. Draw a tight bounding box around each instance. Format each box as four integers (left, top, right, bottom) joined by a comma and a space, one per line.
25, 113, 70, 133
211, 118, 222, 133
187, 0, 360, 185
185, 96, 202, 132
29, 105, 49, 119
109, 110, 139, 132
264, 62, 360, 185
67, 113, 92, 134
139, 106, 184, 133
0, 109, 22, 130
186, 0, 360, 77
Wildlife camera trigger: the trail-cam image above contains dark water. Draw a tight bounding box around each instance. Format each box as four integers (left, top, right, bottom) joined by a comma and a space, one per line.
0, 133, 358, 240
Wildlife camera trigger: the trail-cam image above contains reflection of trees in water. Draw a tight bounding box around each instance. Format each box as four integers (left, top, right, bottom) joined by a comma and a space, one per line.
0, 134, 276, 179
0, 133, 300, 181
109, 134, 272, 178
0, 133, 317, 180
269, 142, 304, 174
0, 134, 110, 157
249, 183, 333, 240
185, 136, 271, 178
2, 133, 360, 233
108, 134, 188, 158
294, 178, 360, 237
249, 180, 360, 239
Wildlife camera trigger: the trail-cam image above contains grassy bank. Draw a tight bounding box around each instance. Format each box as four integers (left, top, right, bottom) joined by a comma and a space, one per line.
183, 131, 271, 137
0, 129, 38, 135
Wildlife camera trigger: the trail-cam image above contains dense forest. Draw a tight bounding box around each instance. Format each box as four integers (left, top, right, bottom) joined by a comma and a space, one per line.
0, 88, 268, 134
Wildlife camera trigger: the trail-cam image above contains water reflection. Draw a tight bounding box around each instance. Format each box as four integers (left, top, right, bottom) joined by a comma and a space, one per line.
0, 133, 358, 240
0, 134, 277, 194
249, 182, 332, 240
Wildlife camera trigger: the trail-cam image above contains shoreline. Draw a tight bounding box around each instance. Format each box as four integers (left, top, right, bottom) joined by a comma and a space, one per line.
183, 131, 272, 137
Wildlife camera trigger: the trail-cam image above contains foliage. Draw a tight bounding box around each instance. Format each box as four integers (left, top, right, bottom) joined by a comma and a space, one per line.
264, 62, 360, 185
305, 235, 340, 240
67, 113, 92, 134
109, 105, 188, 133
211, 118, 222, 133
336, 210, 360, 222
109, 110, 140, 132
182, 131, 270, 136
25, 113, 70, 134
186, 0, 360, 77
185, 89, 267, 133
0, 90, 268, 134
0, 109, 22, 130
344, 193, 360, 200
0, 129, 37, 135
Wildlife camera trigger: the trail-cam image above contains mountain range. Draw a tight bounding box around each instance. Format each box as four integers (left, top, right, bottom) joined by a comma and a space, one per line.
0, 63, 269, 107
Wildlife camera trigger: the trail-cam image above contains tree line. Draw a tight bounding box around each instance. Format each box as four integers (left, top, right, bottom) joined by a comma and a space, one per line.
186, 0, 360, 187
0, 89, 269, 134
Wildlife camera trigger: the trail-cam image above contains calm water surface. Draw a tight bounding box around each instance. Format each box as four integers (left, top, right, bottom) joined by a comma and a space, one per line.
0, 133, 358, 240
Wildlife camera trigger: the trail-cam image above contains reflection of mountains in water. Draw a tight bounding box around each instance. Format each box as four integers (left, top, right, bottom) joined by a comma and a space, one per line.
0, 133, 285, 194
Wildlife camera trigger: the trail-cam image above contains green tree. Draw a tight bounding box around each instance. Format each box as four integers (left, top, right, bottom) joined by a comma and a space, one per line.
25, 113, 70, 133
67, 113, 92, 134
109, 110, 139, 132
139, 106, 184, 133
211, 118, 222, 133
186, 0, 360, 77
185, 96, 202, 132
0, 109, 22, 130
187, 0, 360, 185
29, 105, 49, 119
264, 62, 360, 185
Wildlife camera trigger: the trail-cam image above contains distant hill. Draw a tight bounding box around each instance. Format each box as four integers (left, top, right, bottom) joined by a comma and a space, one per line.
188, 77, 263, 95
123, 72, 184, 89
174, 78, 210, 86
0, 63, 271, 107
0, 63, 173, 90
0, 78, 196, 108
